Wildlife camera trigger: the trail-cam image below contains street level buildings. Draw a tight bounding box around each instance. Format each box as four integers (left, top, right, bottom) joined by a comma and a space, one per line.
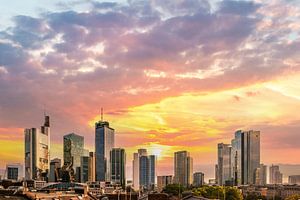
25, 115, 50, 181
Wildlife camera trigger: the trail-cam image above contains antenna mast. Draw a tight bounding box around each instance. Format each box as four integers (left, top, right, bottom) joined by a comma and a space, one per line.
101, 107, 103, 121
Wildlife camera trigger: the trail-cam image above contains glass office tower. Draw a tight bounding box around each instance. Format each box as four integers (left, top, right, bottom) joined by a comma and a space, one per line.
110, 148, 126, 187
95, 121, 115, 181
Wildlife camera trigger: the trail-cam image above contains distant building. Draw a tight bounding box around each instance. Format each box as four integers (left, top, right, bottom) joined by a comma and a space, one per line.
174, 151, 193, 187
6, 163, 24, 180
110, 148, 126, 187
269, 165, 283, 184
88, 152, 96, 182
63, 133, 84, 182
157, 175, 173, 192
255, 164, 267, 185
193, 172, 204, 187
217, 143, 232, 186
25, 115, 50, 181
95, 120, 115, 182
231, 130, 260, 185
289, 175, 300, 185
49, 158, 61, 182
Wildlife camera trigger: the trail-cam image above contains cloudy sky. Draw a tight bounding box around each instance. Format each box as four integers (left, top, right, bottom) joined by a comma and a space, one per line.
0, 0, 300, 180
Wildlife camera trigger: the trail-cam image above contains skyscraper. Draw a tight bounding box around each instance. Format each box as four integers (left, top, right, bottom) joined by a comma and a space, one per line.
88, 152, 96, 182
217, 143, 232, 186
95, 120, 115, 182
110, 148, 126, 187
25, 115, 50, 181
63, 133, 84, 182
174, 151, 193, 187
132, 149, 156, 190
193, 172, 204, 187
270, 165, 283, 184
231, 130, 260, 185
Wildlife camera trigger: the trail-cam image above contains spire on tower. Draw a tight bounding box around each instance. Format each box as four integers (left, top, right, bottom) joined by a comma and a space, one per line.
101, 107, 103, 122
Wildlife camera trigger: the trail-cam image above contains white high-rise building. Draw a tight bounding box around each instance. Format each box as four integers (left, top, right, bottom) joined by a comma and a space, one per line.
25, 116, 50, 181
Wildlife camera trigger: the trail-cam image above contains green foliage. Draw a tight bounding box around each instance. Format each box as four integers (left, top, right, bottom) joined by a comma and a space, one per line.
192, 186, 242, 200
244, 193, 267, 200
285, 194, 300, 200
162, 184, 186, 196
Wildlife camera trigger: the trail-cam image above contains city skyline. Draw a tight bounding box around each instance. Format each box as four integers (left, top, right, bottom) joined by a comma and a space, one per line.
1, 0, 300, 183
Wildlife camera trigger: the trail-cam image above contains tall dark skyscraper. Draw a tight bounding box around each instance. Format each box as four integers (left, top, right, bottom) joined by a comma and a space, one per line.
95, 120, 115, 181
25, 115, 50, 181
110, 148, 126, 187
231, 130, 260, 185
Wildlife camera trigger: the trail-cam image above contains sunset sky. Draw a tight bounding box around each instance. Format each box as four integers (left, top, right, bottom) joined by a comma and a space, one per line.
0, 0, 300, 180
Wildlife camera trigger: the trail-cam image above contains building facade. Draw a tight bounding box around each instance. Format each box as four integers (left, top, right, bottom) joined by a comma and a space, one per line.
63, 133, 84, 182
217, 143, 232, 185
6, 163, 24, 180
95, 121, 115, 182
110, 148, 126, 187
25, 116, 50, 181
174, 151, 193, 187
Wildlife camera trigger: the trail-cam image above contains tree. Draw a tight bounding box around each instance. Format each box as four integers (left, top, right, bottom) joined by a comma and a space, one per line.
244, 193, 267, 200
193, 186, 242, 200
162, 184, 185, 196
285, 194, 300, 200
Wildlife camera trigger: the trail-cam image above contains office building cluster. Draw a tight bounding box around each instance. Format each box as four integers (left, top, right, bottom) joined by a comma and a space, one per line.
216, 130, 263, 186
23, 115, 127, 188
